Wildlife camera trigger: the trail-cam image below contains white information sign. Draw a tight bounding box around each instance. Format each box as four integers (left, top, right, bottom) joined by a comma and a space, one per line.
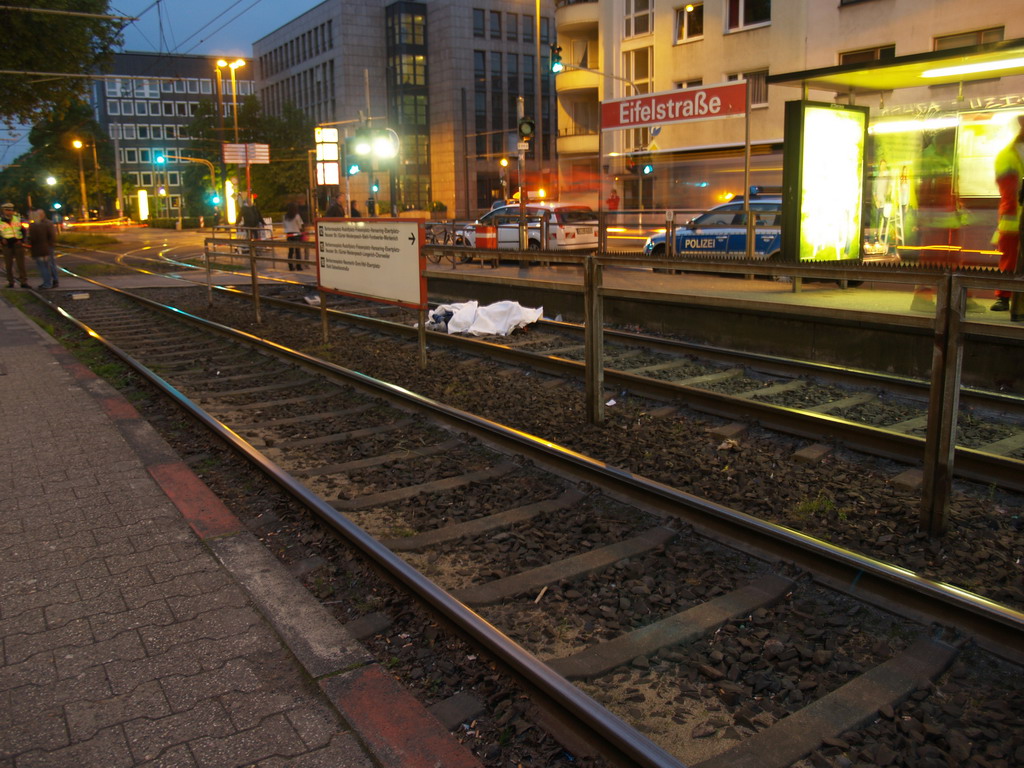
315, 218, 426, 309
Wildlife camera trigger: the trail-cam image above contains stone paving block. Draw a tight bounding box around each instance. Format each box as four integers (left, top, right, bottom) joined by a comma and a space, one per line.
90, 598, 176, 643
166, 584, 249, 622
4, 617, 94, 665
124, 698, 237, 762
55, 629, 147, 680
189, 711, 308, 768
0, 650, 57, 692
221, 686, 304, 731
46, 590, 129, 630
284, 704, 343, 751
161, 657, 265, 713
135, 742, 198, 768
254, 732, 376, 768
76, 566, 154, 602
120, 570, 228, 611
14, 725, 136, 768
104, 644, 205, 695
66, 678, 172, 742
1, 575, 80, 614
0, 607, 46, 637
138, 606, 263, 657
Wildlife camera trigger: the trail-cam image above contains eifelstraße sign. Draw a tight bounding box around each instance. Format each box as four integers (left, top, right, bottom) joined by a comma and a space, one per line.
601, 81, 747, 131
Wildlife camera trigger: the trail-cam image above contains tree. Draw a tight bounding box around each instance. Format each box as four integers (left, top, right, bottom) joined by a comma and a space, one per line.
0, 102, 120, 214
5, 1, 123, 126
187, 96, 315, 214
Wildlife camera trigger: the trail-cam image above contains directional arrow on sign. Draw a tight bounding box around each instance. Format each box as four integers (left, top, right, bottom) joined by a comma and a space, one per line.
409, 233, 416, 244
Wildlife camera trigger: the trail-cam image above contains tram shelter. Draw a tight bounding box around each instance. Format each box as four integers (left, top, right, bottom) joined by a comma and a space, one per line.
768, 38, 1024, 268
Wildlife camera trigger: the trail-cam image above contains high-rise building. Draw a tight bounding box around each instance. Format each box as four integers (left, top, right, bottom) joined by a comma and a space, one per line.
91, 52, 255, 218
254, 0, 558, 219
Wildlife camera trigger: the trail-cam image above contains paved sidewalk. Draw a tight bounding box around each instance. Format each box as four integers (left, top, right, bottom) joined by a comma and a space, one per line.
0, 296, 481, 768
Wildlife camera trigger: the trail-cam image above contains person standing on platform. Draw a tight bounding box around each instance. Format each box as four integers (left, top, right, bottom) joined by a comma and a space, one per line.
24, 209, 58, 289
324, 193, 347, 218
991, 115, 1024, 312
349, 201, 361, 218
1, 202, 28, 288
283, 201, 304, 271
606, 188, 620, 211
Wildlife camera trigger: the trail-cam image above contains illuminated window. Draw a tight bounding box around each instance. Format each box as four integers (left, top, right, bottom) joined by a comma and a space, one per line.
676, 3, 704, 42
622, 47, 652, 148
625, 0, 652, 38
726, 0, 770, 31
934, 27, 1003, 50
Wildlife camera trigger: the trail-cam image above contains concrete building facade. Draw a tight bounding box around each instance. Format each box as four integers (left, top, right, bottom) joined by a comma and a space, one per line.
91, 52, 254, 218
253, 0, 558, 219
553, 0, 1024, 211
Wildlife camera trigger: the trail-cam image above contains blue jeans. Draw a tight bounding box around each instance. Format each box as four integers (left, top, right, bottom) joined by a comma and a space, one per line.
34, 252, 57, 288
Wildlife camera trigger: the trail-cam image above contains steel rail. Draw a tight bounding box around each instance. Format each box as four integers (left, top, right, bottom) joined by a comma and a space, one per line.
201, 283, 1024, 492
46, 278, 1024, 664
44, 281, 688, 768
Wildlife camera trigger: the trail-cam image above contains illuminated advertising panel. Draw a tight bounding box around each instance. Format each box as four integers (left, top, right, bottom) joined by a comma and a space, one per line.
782, 101, 869, 262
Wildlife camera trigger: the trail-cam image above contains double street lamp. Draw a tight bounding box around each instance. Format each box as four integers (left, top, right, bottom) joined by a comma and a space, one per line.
71, 139, 88, 221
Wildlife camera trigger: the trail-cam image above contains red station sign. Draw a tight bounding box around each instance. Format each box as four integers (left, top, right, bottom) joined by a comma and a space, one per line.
601, 81, 747, 131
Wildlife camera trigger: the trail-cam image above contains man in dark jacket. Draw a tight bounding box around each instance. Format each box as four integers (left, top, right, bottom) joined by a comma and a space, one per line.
24, 209, 58, 289
237, 197, 263, 231
324, 193, 347, 218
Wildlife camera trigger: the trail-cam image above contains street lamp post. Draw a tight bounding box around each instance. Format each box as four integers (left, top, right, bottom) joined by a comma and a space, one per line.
218, 58, 248, 198
72, 139, 89, 221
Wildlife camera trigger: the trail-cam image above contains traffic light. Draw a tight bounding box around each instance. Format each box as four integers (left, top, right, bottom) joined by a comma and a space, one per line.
550, 45, 563, 73
641, 156, 654, 175
210, 194, 222, 205
343, 136, 362, 175
626, 157, 638, 175
371, 179, 380, 194
517, 116, 535, 141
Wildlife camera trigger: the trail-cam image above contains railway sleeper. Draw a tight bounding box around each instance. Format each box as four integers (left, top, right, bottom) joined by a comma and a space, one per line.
547, 574, 795, 680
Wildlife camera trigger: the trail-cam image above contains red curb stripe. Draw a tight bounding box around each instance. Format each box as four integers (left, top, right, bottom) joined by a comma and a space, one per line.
322, 665, 482, 768
147, 462, 244, 539
64, 360, 97, 381
100, 396, 141, 420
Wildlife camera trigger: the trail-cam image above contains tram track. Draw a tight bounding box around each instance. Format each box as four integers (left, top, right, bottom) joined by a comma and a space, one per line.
190, 279, 1024, 493
22, 279, 1024, 768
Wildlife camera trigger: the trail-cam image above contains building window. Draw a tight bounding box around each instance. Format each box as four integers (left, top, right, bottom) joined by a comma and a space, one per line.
167, 172, 180, 186
107, 100, 120, 115
490, 11, 501, 39
727, 69, 769, 106
139, 148, 151, 163
148, 102, 160, 116
108, 124, 121, 140
124, 148, 138, 163
934, 27, 1003, 50
540, 17, 550, 44
200, 78, 212, 94
507, 12, 518, 40
676, 3, 704, 42
104, 78, 123, 97
625, 0, 652, 38
137, 125, 149, 140
186, 78, 199, 93
122, 124, 136, 140
136, 101, 147, 114
140, 172, 152, 186
726, 0, 770, 31
174, 79, 186, 93
151, 125, 162, 140
473, 9, 485, 38
839, 45, 895, 65
177, 125, 189, 140
622, 47, 652, 147
675, 78, 703, 88
121, 100, 134, 116
162, 102, 174, 116
523, 15, 533, 43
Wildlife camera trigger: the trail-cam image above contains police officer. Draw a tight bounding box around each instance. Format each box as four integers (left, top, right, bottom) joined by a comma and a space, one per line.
1, 202, 28, 288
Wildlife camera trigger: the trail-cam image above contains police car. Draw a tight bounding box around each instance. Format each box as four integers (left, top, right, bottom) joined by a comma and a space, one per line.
459, 202, 599, 251
643, 195, 783, 261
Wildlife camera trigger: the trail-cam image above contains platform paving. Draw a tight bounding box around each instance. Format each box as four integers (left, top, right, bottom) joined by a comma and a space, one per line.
0, 296, 481, 768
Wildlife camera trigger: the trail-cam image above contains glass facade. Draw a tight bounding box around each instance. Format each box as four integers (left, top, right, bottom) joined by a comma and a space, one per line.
386, 2, 430, 210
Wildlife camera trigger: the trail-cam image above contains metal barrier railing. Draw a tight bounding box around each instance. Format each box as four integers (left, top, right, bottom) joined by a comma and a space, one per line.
205, 228, 1023, 537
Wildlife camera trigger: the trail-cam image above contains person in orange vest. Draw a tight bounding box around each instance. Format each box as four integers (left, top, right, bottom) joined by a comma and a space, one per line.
1, 202, 28, 288
991, 115, 1024, 312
